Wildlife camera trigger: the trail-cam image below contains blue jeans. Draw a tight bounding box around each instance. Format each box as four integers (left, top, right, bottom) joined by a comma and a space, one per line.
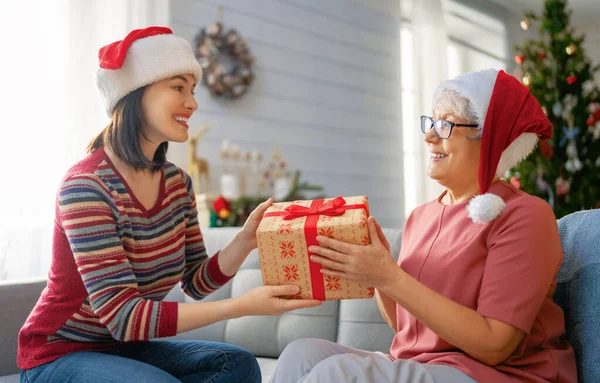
21, 340, 261, 383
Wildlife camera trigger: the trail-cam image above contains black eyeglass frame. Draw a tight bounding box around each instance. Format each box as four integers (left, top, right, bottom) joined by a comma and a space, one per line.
420, 115, 479, 139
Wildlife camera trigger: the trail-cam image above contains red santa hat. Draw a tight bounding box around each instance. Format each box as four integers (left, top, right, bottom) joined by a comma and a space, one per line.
433, 69, 552, 224
96, 26, 203, 116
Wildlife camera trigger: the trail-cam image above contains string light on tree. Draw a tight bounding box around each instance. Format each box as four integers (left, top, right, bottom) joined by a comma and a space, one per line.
566, 43, 577, 55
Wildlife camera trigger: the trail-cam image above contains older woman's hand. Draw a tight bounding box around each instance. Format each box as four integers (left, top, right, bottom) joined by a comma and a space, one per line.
309, 216, 399, 289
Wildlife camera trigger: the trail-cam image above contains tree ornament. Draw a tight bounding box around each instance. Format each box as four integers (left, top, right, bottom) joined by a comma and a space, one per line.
566, 74, 577, 84
537, 51, 546, 59
565, 141, 583, 172
520, 17, 530, 30
552, 102, 563, 117
555, 176, 571, 196
522, 73, 532, 86
590, 122, 600, 141
565, 43, 577, 55
515, 55, 525, 65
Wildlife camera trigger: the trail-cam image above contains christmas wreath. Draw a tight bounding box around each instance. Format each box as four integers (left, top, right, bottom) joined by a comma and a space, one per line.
194, 22, 255, 98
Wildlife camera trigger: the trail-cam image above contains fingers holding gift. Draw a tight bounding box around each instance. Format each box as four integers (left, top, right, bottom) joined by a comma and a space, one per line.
315, 235, 356, 254
310, 253, 348, 273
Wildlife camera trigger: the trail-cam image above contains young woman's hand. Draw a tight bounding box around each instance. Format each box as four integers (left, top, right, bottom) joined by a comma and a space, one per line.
233, 285, 322, 317
238, 198, 273, 250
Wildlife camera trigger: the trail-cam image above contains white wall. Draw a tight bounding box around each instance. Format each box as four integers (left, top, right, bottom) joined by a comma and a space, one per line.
168, 0, 404, 228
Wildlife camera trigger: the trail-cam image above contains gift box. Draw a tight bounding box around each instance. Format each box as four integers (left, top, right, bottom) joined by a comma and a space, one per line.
256, 196, 374, 301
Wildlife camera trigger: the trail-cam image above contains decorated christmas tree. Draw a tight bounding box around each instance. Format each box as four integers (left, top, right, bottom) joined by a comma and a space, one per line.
509, 0, 600, 218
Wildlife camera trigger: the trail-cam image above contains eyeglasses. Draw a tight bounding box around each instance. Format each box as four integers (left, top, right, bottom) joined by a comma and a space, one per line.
420, 116, 479, 139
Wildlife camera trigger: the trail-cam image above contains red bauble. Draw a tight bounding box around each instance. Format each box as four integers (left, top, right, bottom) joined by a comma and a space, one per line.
515, 55, 525, 65
588, 116, 595, 126
537, 51, 546, 59
566, 74, 577, 84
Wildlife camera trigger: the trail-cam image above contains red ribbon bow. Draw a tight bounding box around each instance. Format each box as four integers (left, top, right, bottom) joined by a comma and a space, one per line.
283, 197, 347, 220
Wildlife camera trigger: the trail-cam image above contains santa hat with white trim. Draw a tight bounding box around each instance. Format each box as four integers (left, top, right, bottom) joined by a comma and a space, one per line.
96, 26, 203, 117
432, 69, 552, 224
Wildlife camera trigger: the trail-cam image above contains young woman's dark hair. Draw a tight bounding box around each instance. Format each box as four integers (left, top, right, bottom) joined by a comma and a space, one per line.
87, 85, 167, 172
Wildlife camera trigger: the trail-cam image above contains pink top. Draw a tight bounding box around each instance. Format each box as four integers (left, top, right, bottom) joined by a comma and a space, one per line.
389, 181, 577, 382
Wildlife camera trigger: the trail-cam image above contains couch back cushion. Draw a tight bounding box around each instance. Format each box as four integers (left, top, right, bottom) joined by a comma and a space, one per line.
554, 209, 600, 383
0, 279, 46, 376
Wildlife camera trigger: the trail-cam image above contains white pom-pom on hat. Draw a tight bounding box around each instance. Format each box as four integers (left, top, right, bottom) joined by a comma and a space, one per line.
467, 193, 506, 224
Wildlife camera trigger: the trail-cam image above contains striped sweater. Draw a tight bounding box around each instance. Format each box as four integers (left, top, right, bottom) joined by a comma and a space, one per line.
18, 147, 232, 369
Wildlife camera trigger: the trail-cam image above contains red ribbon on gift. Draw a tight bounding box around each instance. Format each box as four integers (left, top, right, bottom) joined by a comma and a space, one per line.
264, 197, 368, 300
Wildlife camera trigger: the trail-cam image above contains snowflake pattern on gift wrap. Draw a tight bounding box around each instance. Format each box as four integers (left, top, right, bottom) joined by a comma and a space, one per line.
279, 241, 296, 259
325, 275, 342, 292
318, 227, 334, 238
284, 264, 299, 282
361, 234, 370, 245
278, 223, 293, 235
367, 287, 375, 298
359, 217, 368, 229
320, 215, 334, 222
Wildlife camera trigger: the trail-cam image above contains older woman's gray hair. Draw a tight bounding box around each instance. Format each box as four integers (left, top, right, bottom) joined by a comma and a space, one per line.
432, 69, 539, 180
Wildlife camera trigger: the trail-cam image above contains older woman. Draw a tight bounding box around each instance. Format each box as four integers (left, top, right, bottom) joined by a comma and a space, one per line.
270, 70, 577, 383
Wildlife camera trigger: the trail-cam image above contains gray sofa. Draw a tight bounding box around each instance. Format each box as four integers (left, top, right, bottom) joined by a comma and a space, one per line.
2, 210, 599, 382
0, 228, 403, 383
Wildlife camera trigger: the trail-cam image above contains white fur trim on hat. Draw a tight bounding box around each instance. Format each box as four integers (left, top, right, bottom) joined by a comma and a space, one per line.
467, 193, 506, 224
496, 133, 539, 178
432, 69, 498, 131
96, 34, 203, 116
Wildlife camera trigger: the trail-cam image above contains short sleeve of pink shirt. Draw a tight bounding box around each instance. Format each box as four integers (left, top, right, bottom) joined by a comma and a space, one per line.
389, 181, 577, 383
477, 189, 561, 333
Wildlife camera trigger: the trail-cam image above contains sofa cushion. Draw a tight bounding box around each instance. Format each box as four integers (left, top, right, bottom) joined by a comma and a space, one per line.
554, 209, 600, 383
0, 279, 47, 377
0, 373, 20, 383
256, 357, 278, 383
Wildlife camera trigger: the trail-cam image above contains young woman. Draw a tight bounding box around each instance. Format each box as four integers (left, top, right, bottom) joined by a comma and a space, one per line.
18, 26, 321, 383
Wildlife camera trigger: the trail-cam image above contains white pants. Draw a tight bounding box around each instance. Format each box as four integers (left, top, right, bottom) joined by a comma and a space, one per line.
270, 338, 478, 383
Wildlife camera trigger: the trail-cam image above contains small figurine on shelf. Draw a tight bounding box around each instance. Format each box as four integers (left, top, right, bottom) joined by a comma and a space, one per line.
188, 125, 211, 193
